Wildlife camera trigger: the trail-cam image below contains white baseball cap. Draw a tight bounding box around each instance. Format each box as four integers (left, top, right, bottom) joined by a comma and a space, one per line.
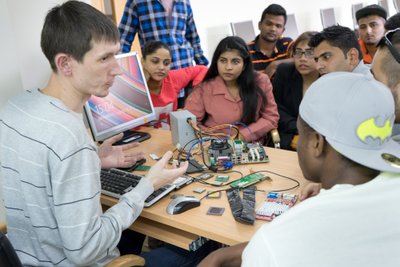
299, 72, 400, 173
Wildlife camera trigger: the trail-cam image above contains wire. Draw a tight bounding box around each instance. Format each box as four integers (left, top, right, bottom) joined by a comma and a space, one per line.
255, 170, 301, 192
232, 121, 254, 143
199, 188, 228, 201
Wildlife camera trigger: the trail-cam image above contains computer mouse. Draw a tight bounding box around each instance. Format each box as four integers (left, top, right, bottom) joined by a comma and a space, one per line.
166, 196, 201, 215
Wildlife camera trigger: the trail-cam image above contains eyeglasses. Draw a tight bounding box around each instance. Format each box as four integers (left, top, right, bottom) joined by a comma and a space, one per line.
378, 28, 400, 64
293, 49, 314, 59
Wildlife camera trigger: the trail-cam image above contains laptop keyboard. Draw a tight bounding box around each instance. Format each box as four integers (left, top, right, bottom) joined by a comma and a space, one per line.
100, 168, 192, 207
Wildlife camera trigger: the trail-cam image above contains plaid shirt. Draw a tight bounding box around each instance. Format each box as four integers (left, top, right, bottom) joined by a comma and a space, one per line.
119, 0, 208, 69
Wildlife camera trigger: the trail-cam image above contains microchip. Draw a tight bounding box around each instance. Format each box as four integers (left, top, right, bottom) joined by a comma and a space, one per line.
207, 207, 225, 216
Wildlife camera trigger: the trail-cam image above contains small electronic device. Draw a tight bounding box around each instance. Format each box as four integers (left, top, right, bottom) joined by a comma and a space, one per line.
193, 187, 206, 194
206, 191, 222, 199
229, 173, 269, 188
170, 110, 197, 150
84, 52, 156, 144
166, 196, 201, 215
208, 139, 269, 166
255, 193, 298, 221
207, 207, 225, 216
117, 158, 146, 172
215, 175, 229, 182
196, 173, 213, 180
172, 175, 193, 189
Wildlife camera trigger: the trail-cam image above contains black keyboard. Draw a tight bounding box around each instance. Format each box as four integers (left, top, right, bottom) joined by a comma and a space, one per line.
100, 168, 176, 207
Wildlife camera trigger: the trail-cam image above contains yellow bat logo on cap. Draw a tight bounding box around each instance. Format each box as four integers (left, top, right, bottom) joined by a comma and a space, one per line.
357, 118, 392, 143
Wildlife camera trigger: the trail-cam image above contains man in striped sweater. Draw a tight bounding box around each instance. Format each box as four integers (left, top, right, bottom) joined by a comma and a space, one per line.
0, 1, 187, 266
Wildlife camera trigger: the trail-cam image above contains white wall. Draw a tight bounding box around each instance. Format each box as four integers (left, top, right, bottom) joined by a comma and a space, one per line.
191, 0, 398, 60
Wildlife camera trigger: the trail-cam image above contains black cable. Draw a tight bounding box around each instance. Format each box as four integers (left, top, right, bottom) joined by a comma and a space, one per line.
199, 188, 229, 201
177, 137, 199, 161
255, 170, 301, 192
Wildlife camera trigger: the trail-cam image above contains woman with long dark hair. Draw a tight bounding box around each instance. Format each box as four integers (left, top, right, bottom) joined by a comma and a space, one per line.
141, 40, 207, 129
185, 36, 279, 142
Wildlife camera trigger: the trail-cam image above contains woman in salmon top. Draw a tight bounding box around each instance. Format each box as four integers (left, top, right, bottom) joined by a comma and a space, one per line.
185, 36, 279, 142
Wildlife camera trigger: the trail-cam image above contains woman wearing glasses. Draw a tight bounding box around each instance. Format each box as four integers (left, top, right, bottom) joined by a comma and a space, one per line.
272, 31, 319, 150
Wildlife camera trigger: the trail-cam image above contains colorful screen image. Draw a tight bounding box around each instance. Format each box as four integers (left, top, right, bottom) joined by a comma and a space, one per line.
84, 52, 156, 141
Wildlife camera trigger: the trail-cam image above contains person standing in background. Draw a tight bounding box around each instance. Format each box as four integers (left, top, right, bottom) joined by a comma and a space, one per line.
118, 0, 209, 107
247, 4, 293, 78
355, 4, 387, 64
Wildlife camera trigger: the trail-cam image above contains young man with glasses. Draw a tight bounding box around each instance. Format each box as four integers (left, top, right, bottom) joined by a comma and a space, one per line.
248, 4, 293, 78
272, 31, 319, 150
309, 25, 371, 76
355, 4, 387, 64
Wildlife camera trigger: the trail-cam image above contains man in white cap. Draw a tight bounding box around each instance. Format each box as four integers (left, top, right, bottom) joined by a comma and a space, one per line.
198, 72, 400, 267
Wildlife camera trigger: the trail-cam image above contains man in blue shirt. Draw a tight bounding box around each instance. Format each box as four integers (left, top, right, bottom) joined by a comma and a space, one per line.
118, 0, 208, 69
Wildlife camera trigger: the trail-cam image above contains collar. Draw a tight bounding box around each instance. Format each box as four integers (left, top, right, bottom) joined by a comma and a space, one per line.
210, 76, 242, 102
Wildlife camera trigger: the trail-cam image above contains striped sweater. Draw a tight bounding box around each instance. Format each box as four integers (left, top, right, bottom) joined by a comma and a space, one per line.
0, 89, 153, 266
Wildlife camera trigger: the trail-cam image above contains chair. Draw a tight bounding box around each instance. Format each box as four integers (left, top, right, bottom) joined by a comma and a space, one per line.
0, 223, 145, 267
264, 129, 281, 149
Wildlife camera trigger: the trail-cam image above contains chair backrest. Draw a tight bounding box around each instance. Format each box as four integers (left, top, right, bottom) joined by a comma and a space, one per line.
285, 14, 300, 40
230, 20, 256, 42
0, 232, 22, 267
320, 8, 337, 28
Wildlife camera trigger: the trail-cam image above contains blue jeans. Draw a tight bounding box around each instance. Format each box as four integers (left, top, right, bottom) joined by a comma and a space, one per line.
141, 240, 219, 267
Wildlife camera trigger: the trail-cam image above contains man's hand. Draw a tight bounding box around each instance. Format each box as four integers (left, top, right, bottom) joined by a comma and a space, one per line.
300, 182, 321, 201
145, 151, 188, 190
98, 133, 145, 169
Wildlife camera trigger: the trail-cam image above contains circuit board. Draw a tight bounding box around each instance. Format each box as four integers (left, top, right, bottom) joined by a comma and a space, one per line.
208, 139, 269, 166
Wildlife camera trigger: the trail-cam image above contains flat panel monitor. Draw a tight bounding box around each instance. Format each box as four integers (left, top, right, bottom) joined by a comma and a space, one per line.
352, 3, 364, 29
285, 14, 299, 39
84, 52, 156, 144
320, 8, 337, 28
230, 20, 256, 42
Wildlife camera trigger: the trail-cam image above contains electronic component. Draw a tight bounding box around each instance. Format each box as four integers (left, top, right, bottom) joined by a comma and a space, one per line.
207, 139, 269, 166
229, 173, 269, 188
215, 175, 229, 182
255, 193, 298, 221
207, 207, 225, 216
193, 187, 206, 194
117, 158, 146, 172
149, 153, 160, 160
206, 191, 222, 198
170, 110, 197, 151
186, 159, 207, 174
196, 173, 214, 180
172, 175, 193, 189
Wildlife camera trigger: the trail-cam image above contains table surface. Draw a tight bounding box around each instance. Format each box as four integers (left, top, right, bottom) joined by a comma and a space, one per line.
101, 127, 308, 249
